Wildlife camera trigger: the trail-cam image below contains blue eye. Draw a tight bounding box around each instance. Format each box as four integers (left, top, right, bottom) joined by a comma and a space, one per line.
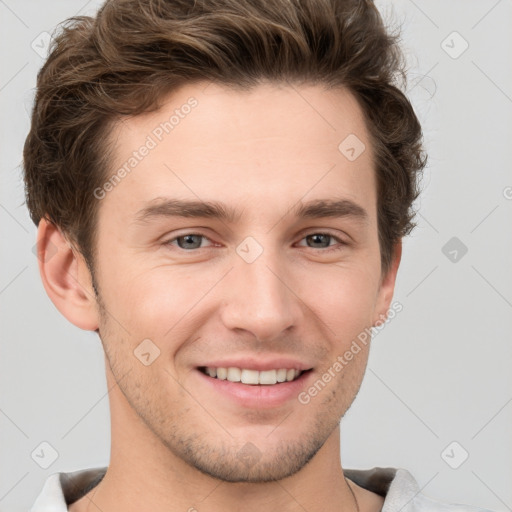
164, 234, 212, 250
162, 232, 347, 253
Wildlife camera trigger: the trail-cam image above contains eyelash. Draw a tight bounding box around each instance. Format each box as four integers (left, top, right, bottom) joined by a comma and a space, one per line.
162, 231, 348, 254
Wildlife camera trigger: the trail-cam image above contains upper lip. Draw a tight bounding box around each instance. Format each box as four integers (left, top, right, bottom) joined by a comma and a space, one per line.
197, 357, 313, 372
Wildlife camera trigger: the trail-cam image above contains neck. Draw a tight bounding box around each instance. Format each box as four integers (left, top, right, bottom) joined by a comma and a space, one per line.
72, 364, 362, 512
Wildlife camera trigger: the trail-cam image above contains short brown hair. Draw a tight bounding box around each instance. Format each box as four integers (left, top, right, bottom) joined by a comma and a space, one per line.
23, 0, 426, 279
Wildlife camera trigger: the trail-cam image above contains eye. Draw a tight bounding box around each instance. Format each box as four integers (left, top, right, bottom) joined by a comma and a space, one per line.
162, 231, 348, 253
163, 233, 214, 250
296, 232, 347, 253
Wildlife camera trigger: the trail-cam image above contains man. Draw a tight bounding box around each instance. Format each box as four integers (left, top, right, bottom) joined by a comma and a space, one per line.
23, 0, 493, 511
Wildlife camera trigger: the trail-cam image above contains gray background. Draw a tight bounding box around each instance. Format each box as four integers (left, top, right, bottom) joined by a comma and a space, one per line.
1, 0, 511, 510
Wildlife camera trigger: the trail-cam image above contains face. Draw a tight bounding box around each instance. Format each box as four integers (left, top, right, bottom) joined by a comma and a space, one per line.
91, 81, 398, 482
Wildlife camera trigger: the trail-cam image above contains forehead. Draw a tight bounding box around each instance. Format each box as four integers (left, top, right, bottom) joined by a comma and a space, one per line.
102, 81, 376, 225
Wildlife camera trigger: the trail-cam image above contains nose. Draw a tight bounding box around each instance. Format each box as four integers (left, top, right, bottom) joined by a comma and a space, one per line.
219, 249, 301, 342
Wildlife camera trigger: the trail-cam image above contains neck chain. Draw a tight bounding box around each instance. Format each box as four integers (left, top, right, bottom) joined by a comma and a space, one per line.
345, 477, 360, 512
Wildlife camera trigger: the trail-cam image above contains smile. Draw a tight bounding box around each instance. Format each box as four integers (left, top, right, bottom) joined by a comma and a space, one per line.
198, 366, 307, 385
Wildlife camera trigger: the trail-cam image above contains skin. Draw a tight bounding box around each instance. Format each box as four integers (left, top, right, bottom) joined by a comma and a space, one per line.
38, 81, 401, 512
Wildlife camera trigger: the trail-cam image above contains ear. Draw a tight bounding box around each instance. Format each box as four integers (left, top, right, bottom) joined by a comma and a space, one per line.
372, 239, 402, 326
36, 218, 99, 331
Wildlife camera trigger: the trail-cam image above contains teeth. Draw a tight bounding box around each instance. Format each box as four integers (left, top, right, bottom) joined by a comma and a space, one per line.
241, 369, 259, 385
259, 369, 277, 385
227, 367, 241, 382
276, 368, 287, 382
203, 366, 304, 385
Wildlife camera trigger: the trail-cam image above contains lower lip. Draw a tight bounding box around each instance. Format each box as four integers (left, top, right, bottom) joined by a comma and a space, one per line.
195, 369, 314, 409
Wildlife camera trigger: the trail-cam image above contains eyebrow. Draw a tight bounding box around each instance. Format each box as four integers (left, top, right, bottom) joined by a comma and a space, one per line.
133, 197, 369, 225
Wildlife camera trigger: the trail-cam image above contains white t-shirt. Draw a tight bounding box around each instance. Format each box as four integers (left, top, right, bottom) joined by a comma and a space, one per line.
29, 466, 495, 512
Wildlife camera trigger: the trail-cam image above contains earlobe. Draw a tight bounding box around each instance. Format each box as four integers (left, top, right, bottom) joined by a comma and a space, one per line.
36, 218, 99, 331
373, 240, 402, 326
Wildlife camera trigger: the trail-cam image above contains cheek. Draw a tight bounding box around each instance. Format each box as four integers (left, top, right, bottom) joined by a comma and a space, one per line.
301, 261, 380, 334
97, 257, 221, 343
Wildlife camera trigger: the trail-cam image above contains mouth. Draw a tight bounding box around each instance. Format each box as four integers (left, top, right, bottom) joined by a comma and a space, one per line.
194, 364, 315, 408
197, 366, 312, 385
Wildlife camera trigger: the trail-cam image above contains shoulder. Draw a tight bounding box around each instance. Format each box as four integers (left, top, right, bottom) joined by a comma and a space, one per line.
385, 468, 496, 512
30, 466, 107, 512
344, 467, 497, 512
